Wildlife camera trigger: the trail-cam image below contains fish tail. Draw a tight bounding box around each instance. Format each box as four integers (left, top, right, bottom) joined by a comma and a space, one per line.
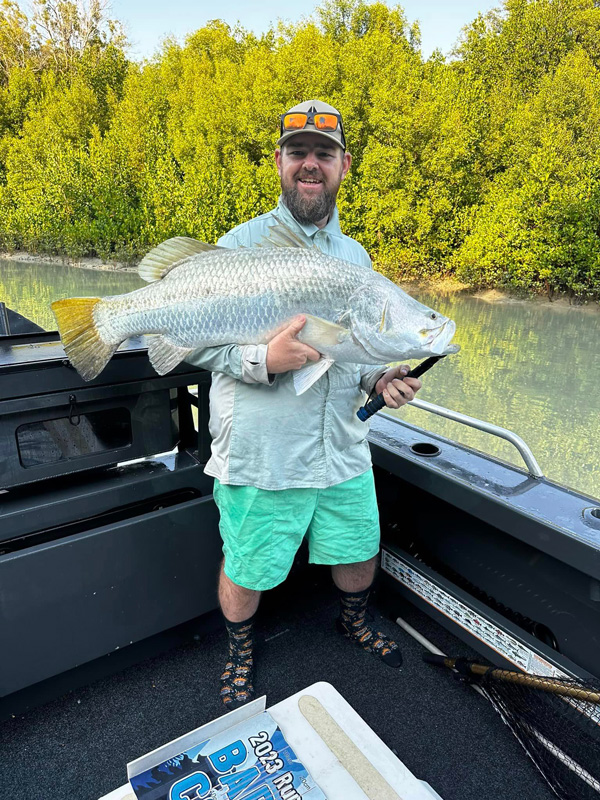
51, 297, 117, 381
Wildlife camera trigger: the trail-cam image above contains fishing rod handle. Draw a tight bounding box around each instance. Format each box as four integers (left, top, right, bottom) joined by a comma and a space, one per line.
356, 356, 446, 422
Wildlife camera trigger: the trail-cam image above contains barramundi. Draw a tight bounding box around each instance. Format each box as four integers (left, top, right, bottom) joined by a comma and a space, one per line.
52, 219, 458, 392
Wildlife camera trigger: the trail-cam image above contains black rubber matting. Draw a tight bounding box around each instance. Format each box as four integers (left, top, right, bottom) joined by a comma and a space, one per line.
0, 565, 557, 800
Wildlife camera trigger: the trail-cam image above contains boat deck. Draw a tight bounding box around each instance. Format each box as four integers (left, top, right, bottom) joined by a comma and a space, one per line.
0, 564, 555, 800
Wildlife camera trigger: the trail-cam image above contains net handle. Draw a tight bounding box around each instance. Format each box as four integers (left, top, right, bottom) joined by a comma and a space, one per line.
422, 654, 600, 703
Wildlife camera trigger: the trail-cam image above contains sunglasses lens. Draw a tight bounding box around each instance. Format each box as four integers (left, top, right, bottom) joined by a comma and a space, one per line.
314, 113, 338, 131
283, 113, 308, 130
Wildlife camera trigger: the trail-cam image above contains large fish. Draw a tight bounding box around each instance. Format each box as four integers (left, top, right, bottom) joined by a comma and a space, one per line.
52, 219, 458, 392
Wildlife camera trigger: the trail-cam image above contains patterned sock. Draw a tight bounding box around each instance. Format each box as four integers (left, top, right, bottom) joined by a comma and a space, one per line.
219, 616, 255, 709
337, 588, 403, 668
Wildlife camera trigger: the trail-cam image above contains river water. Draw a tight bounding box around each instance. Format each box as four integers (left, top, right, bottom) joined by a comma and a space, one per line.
1, 258, 599, 500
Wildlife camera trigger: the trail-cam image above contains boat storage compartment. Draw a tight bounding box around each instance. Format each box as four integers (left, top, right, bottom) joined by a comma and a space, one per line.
0, 386, 176, 488
0, 334, 186, 489
0, 332, 222, 713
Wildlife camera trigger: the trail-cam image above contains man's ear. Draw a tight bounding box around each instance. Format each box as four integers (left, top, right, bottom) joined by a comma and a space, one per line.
341, 151, 352, 181
275, 148, 282, 177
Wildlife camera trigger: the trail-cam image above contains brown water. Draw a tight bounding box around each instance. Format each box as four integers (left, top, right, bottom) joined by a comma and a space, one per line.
1, 259, 599, 500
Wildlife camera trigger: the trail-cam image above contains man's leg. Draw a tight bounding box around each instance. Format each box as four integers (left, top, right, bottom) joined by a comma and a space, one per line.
331, 556, 377, 593
219, 562, 261, 621
332, 556, 403, 668
214, 480, 315, 708
307, 471, 402, 667
218, 562, 261, 709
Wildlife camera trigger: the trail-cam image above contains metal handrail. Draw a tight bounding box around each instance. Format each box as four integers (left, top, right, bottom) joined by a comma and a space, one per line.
383, 397, 544, 478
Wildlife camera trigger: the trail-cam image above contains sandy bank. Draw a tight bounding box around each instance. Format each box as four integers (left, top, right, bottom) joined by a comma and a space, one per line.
398, 278, 600, 314
0, 251, 138, 272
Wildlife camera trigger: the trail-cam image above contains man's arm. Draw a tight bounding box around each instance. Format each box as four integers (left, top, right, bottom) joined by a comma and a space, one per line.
186, 317, 320, 383
185, 343, 273, 385
360, 365, 388, 396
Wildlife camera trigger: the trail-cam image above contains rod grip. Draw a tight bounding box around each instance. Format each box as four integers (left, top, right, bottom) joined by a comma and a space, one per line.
356, 392, 386, 421
357, 355, 447, 422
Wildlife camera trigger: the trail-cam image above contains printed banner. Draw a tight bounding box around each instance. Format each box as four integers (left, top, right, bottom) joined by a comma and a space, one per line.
129, 710, 326, 800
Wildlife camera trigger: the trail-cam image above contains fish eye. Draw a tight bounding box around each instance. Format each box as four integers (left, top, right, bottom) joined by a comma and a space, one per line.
430, 313, 437, 320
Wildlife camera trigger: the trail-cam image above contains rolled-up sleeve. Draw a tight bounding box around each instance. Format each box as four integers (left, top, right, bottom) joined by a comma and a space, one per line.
359, 364, 388, 396
185, 343, 274, 385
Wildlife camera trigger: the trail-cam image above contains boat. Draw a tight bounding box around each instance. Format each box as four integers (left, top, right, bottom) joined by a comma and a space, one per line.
0, 308, 598, 800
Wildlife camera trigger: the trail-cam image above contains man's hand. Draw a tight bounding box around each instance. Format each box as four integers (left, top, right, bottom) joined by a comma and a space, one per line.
375, 364, 422, 409
266, 316, 321, 374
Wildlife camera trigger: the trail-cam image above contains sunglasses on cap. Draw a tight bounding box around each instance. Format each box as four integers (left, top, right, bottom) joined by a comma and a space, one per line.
280, 111, 346, 149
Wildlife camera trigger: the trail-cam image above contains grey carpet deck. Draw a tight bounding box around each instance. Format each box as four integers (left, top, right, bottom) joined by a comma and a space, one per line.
0, 566, 556, 800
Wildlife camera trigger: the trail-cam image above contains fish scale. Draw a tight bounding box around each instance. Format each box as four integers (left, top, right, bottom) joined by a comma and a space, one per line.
101, 248, 362, 346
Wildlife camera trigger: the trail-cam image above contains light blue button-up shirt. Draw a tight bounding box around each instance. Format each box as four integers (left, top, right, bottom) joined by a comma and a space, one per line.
185, 198, 386, 490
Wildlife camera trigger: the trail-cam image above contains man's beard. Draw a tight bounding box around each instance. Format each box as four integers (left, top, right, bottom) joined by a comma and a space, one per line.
282, 176, 338, 225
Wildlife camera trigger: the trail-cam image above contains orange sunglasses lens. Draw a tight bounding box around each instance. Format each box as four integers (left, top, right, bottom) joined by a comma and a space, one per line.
283, 113, 308, 130
314, 113, 339, 131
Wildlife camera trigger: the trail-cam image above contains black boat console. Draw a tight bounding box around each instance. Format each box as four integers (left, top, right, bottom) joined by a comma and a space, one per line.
0, 332, 222, 715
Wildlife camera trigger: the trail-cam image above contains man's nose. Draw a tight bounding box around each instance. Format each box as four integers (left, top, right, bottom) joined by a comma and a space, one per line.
302, 151, 320, 170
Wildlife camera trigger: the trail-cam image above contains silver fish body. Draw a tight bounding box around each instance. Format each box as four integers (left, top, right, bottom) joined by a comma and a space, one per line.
52, 224, 457, 383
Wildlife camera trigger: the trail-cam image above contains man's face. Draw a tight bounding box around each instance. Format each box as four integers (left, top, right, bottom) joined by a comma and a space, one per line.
275, 133, 352, 226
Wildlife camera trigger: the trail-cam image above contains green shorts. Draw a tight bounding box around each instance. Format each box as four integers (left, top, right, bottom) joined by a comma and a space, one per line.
213, 470, 380, 591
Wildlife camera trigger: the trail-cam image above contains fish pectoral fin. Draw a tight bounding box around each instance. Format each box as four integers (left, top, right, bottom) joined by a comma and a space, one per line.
297, 315, 350, 347
138, 237, 222, 282
147, 335, 193, 375
293, 357, 335, 396
254, 215, 316, 249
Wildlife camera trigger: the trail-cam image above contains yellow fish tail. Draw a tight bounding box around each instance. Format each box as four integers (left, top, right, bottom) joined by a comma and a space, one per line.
51, 297, 117, 381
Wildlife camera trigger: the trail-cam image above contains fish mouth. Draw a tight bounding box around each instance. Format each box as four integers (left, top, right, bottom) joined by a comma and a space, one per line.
427, 319, 455, 351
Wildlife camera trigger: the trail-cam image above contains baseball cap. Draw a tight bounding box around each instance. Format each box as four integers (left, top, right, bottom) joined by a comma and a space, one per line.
278, 100, 346, 150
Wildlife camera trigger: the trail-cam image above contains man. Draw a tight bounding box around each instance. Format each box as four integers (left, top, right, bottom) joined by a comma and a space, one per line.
186, 100, 422, 709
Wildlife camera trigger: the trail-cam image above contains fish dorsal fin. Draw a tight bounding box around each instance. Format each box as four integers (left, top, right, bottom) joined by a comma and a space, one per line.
138, 237, 221, 282
255, 215, 316, 249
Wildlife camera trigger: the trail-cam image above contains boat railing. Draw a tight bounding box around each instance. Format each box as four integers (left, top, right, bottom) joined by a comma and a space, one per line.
384, 397, 545, 478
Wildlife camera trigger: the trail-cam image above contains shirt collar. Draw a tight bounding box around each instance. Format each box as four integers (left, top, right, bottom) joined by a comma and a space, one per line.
276, 196, 343, 239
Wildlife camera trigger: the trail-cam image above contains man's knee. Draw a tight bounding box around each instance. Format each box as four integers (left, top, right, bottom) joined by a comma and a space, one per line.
331, 555, 378, 593
219, 562, 261, 622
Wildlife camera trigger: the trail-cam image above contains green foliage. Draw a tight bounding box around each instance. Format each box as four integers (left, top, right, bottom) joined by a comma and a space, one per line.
0, 0, 599, 296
